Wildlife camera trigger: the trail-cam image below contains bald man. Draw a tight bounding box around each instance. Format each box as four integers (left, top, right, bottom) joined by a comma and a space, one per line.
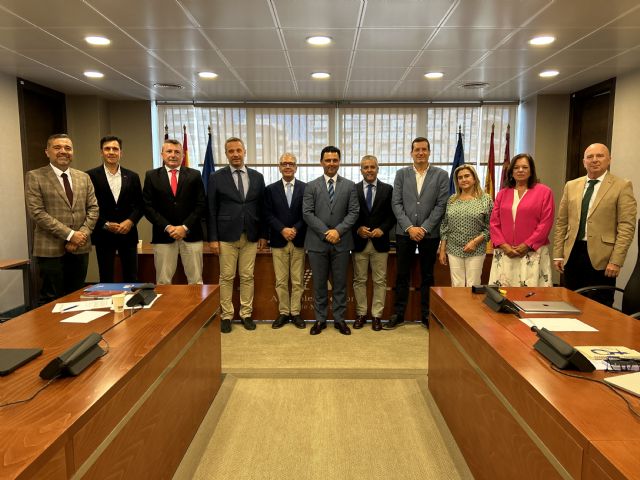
553, 143, 636, 306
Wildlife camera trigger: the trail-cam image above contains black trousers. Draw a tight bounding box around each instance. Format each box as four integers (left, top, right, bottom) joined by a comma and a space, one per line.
95, 242, 139, 283
394, 235, 439, 319
37, 253, 89, 305
563, 241, 615, 307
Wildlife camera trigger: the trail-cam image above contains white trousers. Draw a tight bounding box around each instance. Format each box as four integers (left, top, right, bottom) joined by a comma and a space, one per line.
447, 254, 485, 287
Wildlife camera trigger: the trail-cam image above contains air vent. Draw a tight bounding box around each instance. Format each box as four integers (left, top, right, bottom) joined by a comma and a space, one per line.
459, 81, 489, 89
153, 83, 184, 89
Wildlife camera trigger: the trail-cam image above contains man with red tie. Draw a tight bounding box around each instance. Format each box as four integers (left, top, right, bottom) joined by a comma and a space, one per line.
143, 139, 206, 285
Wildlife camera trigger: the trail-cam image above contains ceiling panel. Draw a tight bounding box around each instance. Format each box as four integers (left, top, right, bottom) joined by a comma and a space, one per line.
86, 0, 194, 28
288, 49, 352, 67
428, 28, 514, 50
273, 0, 362, 29
124, 28, 212, 51
357, 28, 435, 50
179, 0, 276, 28
361, 0, 456, 28
524, 0, 640, 28
443, 0, 551, 28
234, 67, 295, 82
200, 28, 282, 50
570, 27, 640, 50
414, 49, 487, 68
282, 28, 356, 50
352, 50, 418, 68
0, 0, 111, 28
221, 49, 288, 68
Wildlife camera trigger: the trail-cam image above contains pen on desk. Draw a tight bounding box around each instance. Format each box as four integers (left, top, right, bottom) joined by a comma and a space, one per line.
525, 291, 536, 297
62, 305, 78, 312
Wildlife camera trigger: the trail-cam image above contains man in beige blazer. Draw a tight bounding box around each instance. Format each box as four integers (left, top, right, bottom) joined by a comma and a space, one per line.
553, 143, 636, 306
25, 134, 99, 304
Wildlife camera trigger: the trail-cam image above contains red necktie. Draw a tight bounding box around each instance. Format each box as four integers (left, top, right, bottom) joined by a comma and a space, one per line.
170, 169, 178, 196
61, 172, 73, 205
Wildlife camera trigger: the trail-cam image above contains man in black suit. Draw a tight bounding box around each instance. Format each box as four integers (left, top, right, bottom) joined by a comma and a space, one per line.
208, 137, 267, 333
265, 152, 307, 329
303, 146, 359, 336
143, 139, 206, 285
87, 135, 143, 282
352, 155, 395, 331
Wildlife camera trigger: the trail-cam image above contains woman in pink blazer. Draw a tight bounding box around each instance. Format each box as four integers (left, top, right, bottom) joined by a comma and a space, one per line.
489, 153, 555, 287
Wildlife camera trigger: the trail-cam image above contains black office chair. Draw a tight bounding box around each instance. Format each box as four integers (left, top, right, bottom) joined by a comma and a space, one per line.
575, 219, 640, 319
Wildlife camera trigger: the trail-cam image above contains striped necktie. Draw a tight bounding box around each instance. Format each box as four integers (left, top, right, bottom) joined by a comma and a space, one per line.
327, 178, 335, 204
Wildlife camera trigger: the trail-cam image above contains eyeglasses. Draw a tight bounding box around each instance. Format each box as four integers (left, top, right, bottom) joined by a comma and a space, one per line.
280, 162, 296, 167
605, 357, 640, 372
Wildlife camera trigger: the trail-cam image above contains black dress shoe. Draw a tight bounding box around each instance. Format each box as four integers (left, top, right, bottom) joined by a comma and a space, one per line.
272, 314, 290, 329
310, 322, 326, 335
334, 321, 351, 335
382, 314, 405, 330
291, 314, 306, 329
221, 319, 232, 334
372, 317, 382, 331
241, 317, 256, 330
353, 315, 366, 329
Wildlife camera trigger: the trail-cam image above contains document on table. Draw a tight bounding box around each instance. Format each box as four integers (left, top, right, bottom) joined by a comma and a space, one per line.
53, 299, 112, 313
519, 317, 598, 332
60, 311, 110, 324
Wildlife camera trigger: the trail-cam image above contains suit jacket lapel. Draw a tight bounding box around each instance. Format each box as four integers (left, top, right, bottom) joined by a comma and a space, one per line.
589, 175, 613, 215
46, 167, 69, 206
119, 168, 129, 205
97, 167, 116, 205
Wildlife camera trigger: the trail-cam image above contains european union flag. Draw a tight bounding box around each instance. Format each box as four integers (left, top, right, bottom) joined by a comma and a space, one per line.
449, 130, 464, 195
202, 131, 215, 193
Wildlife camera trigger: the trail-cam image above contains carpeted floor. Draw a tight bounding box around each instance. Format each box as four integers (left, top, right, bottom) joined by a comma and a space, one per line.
174, 322, 472, 480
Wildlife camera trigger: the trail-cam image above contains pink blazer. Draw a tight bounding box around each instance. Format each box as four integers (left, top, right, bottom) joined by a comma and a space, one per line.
490, 183, 555, 251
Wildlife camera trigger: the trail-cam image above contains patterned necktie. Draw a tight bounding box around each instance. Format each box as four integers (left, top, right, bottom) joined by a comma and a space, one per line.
286, 182, 292, 207
235, 170, 245, 201
327, 178, 335, 204
366, 183, 373, 211
170, 169, 178, 196
61, 172, 73, 205
577, 179, 598, 240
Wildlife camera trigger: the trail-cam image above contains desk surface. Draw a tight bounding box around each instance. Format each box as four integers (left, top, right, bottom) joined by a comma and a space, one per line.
0, 284, 220, 479
429, 287, 640, 480
0, 259, 30, 270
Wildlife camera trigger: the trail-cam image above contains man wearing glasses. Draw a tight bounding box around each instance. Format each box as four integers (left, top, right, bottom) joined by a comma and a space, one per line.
264, 153, 307, 329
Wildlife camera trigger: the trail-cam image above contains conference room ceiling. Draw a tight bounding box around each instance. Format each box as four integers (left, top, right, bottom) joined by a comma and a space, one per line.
1, 0, 639, 103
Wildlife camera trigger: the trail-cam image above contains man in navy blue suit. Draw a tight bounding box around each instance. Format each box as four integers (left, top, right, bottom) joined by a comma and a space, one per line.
265, 153, 307, 329
208, 137, 267, 333
87, 135, 143, 282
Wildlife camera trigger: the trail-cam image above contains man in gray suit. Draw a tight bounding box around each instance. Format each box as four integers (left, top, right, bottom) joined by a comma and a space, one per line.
25, 134, 99, 304
384, 137, 449, 330
303, 146, 359, 335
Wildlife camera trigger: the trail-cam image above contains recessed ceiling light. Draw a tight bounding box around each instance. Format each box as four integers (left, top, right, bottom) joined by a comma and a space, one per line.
83, 71, 104, 78
529, 35, 555, 46
85, 36, 110, 46
311, 72, 330, 79
306, 36, 332, 46
424, 72, 444, 79
198, 71, 218, 79
539, 70, 559, 78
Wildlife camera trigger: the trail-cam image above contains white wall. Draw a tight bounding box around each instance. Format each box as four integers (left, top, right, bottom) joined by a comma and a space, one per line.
611, 68, 640, 293
0, 73, 28, 312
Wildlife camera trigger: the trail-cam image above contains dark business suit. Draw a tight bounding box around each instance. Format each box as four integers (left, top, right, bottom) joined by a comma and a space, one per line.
352, 180, 395, 320
303, 175, 359, 325
208, 165, 267, 320
87, 165, 143, 282
265, 179, 307, 317
143, 166, 206, 284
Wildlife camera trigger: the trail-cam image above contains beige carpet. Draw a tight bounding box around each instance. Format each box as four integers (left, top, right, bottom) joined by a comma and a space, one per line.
174, 322, 472, 480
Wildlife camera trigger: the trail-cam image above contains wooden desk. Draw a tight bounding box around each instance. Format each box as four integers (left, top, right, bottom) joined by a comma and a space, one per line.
0, 259, 35, 312
134, 244, 492, 321
429, 287, 640, 480
0, 285, 221, 479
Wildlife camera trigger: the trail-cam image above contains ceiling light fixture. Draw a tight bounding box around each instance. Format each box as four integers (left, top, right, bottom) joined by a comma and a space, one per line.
459, 81, 489, 89
198, 71, 218, 79
311, 72, 330, 79
424, 72, 444, 79
153, 82, 184, 89
83, 71, 104, 78
85, 36, 111, 46
529, 35, 555, 46
306, 36, 332, 46
539, 70, 559, 78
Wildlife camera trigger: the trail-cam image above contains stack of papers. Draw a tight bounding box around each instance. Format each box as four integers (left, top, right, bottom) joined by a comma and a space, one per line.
519, 317, 598, 332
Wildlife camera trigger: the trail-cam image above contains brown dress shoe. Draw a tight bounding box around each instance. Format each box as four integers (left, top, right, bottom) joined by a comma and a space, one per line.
353, 315, 366, 329
372, 317, 382, 331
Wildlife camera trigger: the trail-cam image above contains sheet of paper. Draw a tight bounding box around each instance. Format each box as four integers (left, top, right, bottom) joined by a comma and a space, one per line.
519, 317, 598, 332
53, 299, 112, 313
60, 310, 110, 324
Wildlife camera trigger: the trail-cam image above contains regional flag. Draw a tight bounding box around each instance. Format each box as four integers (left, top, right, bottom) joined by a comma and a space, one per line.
484, 124, 495, 199
499, 125, 511, 190
449, 128, 465, 195
182, 125, 189, 167
202, 128, 216, 193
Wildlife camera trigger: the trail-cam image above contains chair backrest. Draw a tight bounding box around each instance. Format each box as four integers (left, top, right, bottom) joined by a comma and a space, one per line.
622, 219, 640, 316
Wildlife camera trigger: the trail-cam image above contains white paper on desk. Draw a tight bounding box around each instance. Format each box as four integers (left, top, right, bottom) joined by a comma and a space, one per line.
53, 299, 112, 313
60, 310, 110, 323
519, 317, 598, 332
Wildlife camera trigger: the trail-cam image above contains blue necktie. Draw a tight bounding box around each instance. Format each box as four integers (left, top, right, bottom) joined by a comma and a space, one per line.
366, 183, 373, 211
328, 178, 335, 204
285, 182, 292, 207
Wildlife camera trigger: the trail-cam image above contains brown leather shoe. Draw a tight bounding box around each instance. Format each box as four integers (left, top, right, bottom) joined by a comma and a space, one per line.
334, 321, 351, 335
372, 317, 382, 331
353, 315, 366, 329
310, 322, 326, 335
